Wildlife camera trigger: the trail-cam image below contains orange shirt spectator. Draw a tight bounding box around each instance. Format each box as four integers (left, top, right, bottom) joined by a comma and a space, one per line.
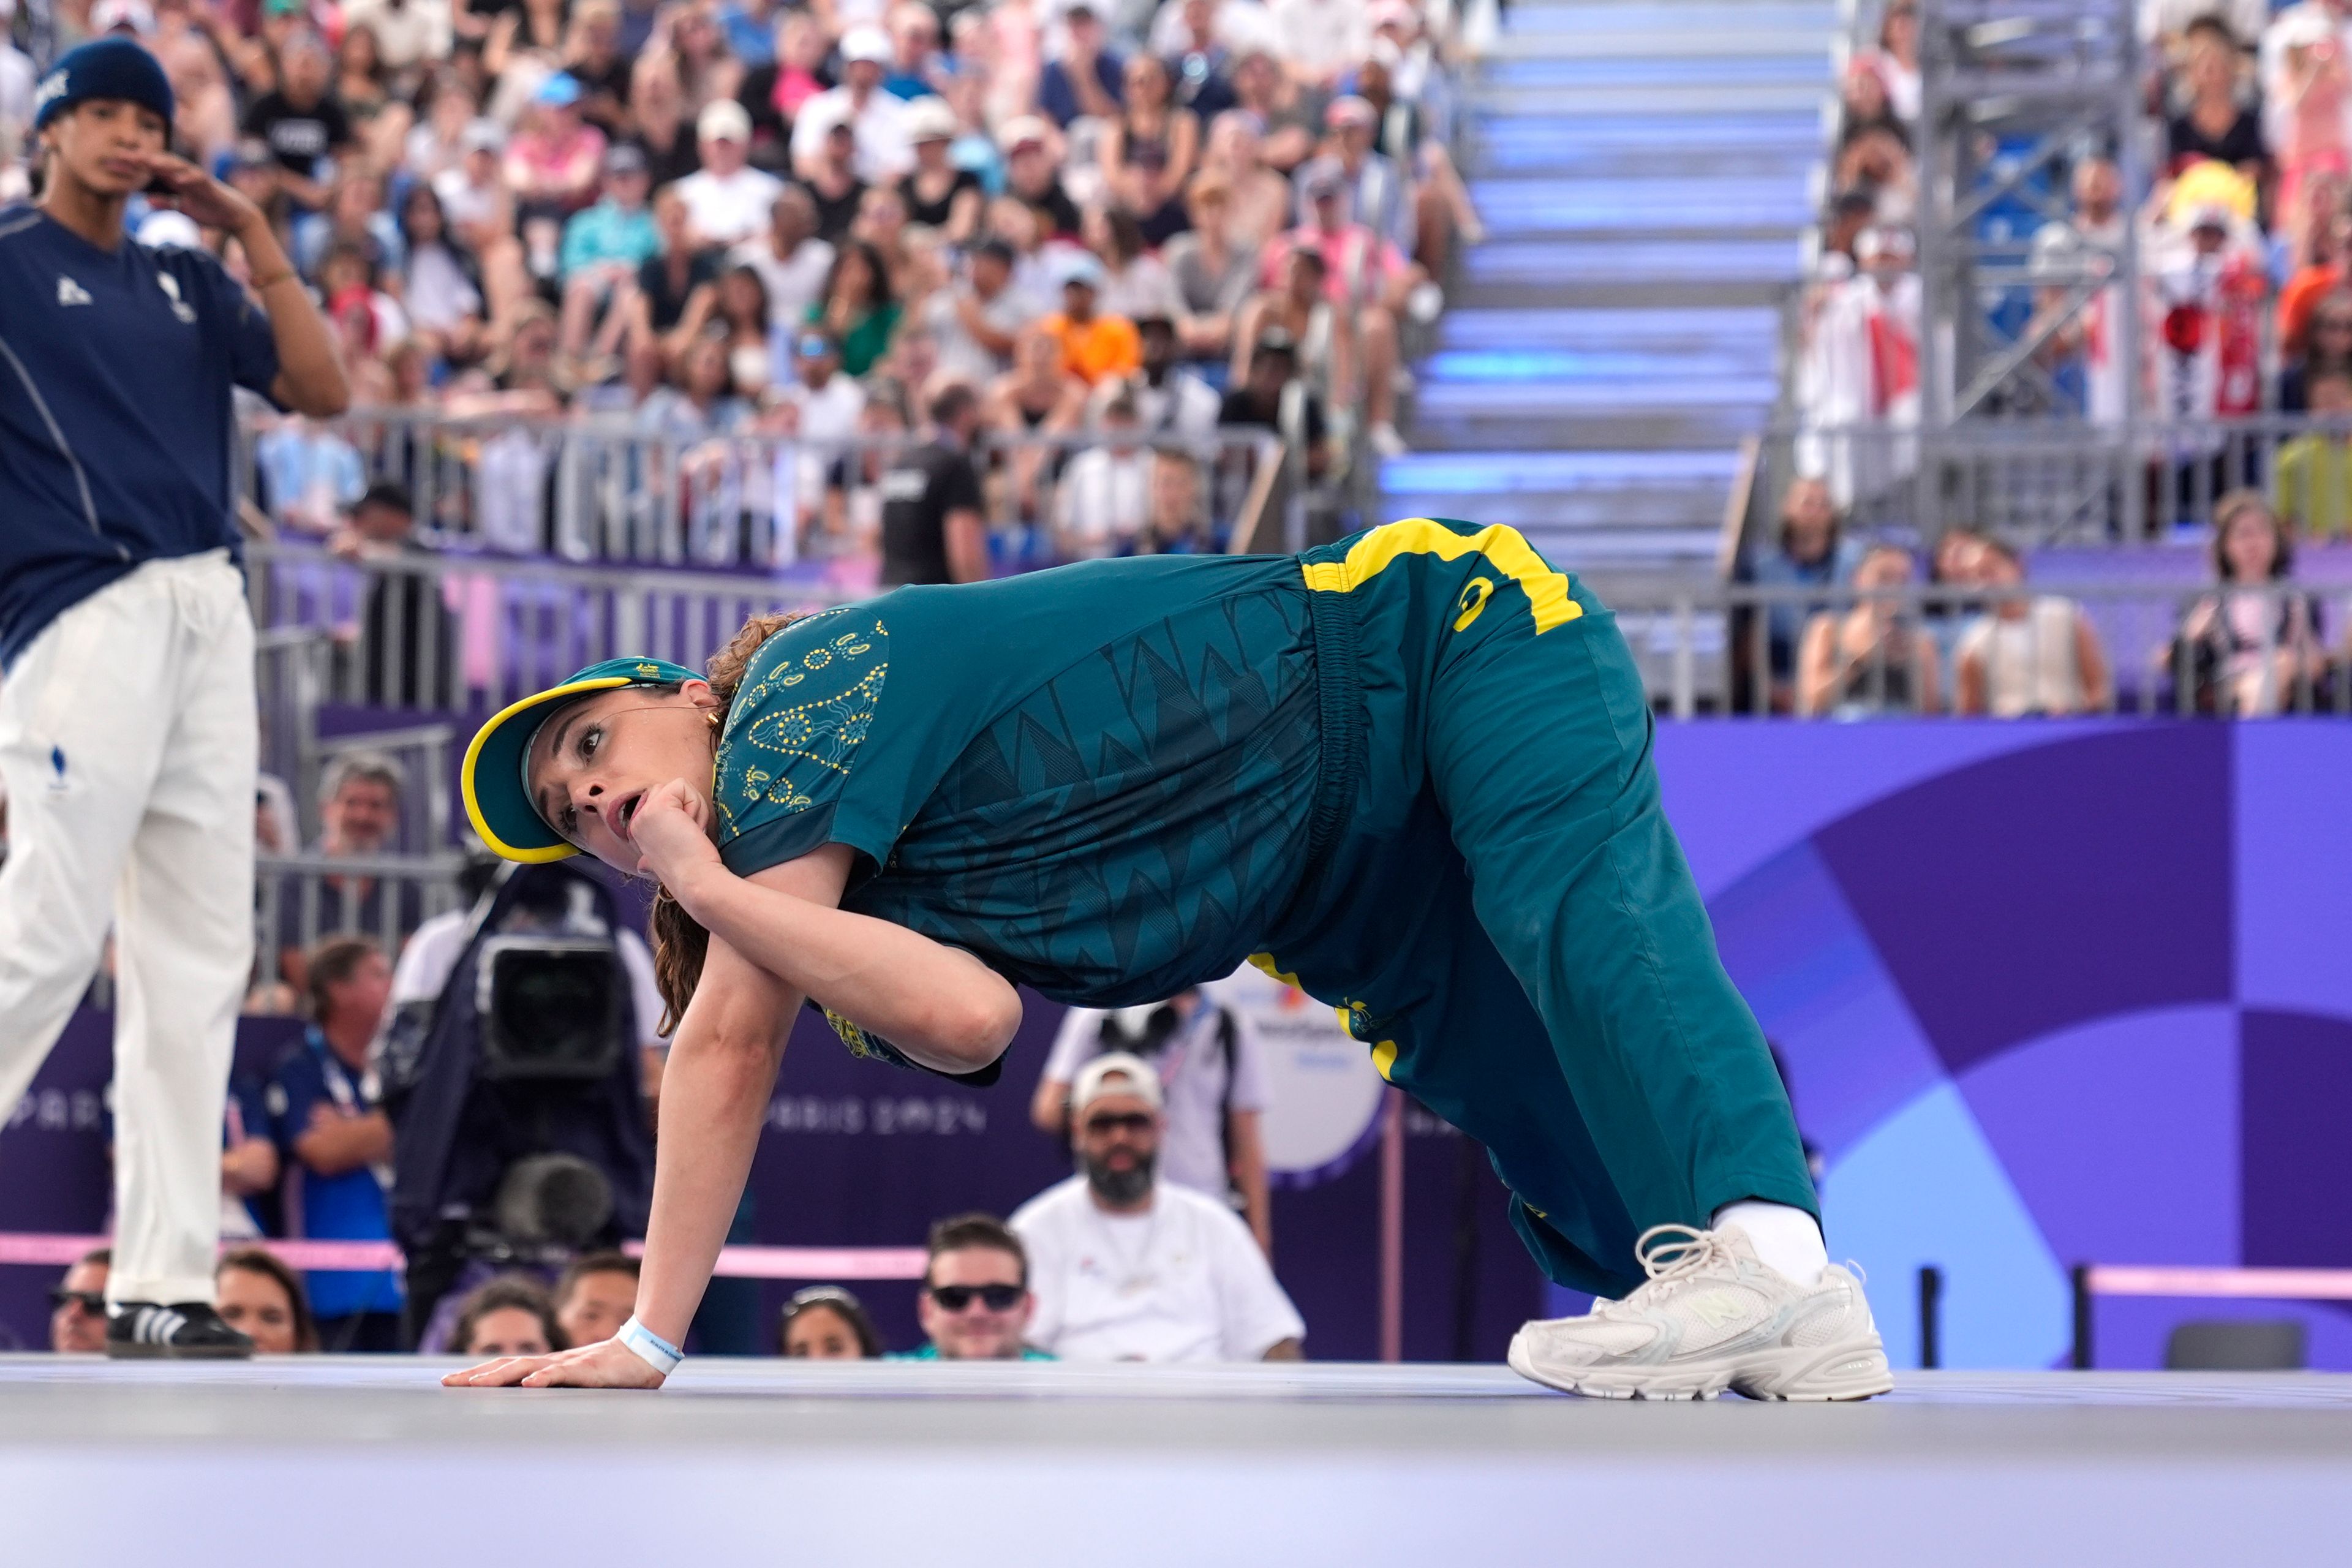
1043, 253, 1142, 384
2279, 260, 2343, 358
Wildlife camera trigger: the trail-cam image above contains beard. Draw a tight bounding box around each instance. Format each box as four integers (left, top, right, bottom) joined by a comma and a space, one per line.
1084, 1147, 1156, 1207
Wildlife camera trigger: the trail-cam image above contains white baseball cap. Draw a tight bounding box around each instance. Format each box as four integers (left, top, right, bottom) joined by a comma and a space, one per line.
697, 97, 752, 143
1072, 1051, 1164, 1117
841, 24, 892, 64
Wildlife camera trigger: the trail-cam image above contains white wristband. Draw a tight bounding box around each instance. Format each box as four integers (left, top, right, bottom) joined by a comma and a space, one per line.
615, 1315, 683, 1376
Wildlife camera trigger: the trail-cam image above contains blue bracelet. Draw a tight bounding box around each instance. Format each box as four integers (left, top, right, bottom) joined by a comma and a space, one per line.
615, 1314, 684, 1376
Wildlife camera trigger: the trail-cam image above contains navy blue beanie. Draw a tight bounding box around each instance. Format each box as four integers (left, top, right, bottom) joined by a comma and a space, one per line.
32, 39, 176, 134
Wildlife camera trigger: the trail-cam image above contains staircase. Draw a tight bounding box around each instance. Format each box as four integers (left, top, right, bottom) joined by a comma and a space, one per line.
1383, 0, 1838, 583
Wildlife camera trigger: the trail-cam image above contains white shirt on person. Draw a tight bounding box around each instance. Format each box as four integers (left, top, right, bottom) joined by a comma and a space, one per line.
341, 0, 454, 69
1011, 1174, 1305, 1362
1269, 0, 1373, 78
1044, 999, 1271, 1197
729, 234, 836, 333
676, 165, 788, 248
790, 85, 919, 182
1051, 447, 1153, 557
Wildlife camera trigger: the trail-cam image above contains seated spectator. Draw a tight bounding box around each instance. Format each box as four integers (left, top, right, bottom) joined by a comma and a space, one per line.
1229, 45, 1319, 172
1152, 0, 1243, 121
1205, 107, 1297, 250
899, 1213, 1054, 1360
2281, 289, 2352, 411
275, 752, 415, 987
1033, 986, 1272, 1250
769, 329, 869, 513
632, 184, 725, 341
216, 1248, 320, 1354
741, 9, 832, 150
266, 935, 405, 1351
883, 1, 945, 100
255, 409, 368, 535
929, 233, 1035, 385
1353, 49, 1481, 271
779, 1285, 884, 1358
330, 481, 456, 710
898, 96, 983, 241
1042, 251, 1142, 386
505, 72, 608, 223
559, 143, 660, 362
1860, 0, 1921, 121
2266, 5, 2348, 255
552, 1251, 640, 1347
1104, 53, 1201, 247
1741, 477, 1863, 710
1140, 447, 1216, 553
294, 168, 404, 284
1832, 120, 1916, 227
448, 1274, 567, 1358
1164, 171, 1260, 360
1088, 206, 1183, 327
821, 386, 911, 560
2275, 368, 2352, 538
239, 26, 351, 210
396, 183, 487, 368
990, 323, 1089, 518
1266, 167, 1412, 453
799, 111, 871, 245
1219, 328, 1332, 486
567, 0, 635, 138
48, 1248, 109, 1354
807, 238, 903, 377
1054, 391, 1153, 557
1952, 538, 2113, 717
1126, 312, 1222, 439
1038, 0, 1124, 129
1000, 115, 1085, 239
2171, 491, 2329, 714
432, 118, 532, 324
731, 185, 837, 345
1011, 1054, 1304, 1362
791, 24, 914, 181
1798, 545, 1940, 717
628, 47, 704, 188
2168, 18, 2267, 181
1295, 93, 1408, 252
679, 99, 786, 248
2026, 157, 2125, 423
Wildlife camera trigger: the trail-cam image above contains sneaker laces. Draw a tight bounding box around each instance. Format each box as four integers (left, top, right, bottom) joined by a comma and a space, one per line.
1592, 1224, 1741, 1318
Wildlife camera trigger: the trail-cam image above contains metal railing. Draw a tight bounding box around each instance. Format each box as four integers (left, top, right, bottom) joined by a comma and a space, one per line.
242, 411, 1286, 570
254, 850, 468, 992
1733, 415, 2352, 554
1601, 578, 2352, 718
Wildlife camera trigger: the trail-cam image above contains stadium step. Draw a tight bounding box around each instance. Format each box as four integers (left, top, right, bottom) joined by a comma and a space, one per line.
1387, 0, 1831, 581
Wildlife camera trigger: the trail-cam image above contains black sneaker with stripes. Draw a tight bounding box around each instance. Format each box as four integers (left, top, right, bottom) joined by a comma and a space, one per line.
104, 1302, 255, 1359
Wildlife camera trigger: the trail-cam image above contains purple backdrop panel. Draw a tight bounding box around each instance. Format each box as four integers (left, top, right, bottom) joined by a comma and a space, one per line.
1651, 722, 2089, 899
1956, 1006, 2239, 1270
2238, 1009, 2352, 1270
1708, 842, 1945, 1162
1812, 725, 2233, 1075
2233, 725, 2352, 1018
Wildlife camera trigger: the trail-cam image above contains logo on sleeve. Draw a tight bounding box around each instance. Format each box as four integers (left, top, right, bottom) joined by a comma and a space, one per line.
157, 273, 196, 323
56, 276, 90, 306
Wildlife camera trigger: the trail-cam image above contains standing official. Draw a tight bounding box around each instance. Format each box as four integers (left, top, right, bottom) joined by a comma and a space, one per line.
0, 39, 347, 1357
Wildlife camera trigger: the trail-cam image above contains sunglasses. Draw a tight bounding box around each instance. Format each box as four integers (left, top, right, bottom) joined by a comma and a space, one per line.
1082, 1111, 1153, 1136
50, 1289, 105, 1314
928, 1283, 1024, 1313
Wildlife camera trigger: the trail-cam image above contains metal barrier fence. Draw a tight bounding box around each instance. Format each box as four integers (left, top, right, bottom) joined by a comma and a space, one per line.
1600, 578, 2352, 718
242, 412, 1287, 569
254, 850, 468, 989
1740, 417, 2352, 549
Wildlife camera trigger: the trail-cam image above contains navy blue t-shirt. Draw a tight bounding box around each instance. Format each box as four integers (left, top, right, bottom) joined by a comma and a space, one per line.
265, 1030, 402, 1321
0, 208, 281, 670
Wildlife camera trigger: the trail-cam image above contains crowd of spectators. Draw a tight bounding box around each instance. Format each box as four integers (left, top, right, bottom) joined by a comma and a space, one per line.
1757, 1, 2352, 717
1, 0, 1472, 578
46, 931, 1303, 1362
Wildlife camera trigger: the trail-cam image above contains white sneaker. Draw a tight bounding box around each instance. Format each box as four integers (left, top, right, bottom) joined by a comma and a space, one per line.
1506, 1224, 1894, 1402
1366, 420, 1409, 457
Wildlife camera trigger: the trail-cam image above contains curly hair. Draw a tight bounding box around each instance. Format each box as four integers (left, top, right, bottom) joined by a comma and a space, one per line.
646, 611, 805, 1035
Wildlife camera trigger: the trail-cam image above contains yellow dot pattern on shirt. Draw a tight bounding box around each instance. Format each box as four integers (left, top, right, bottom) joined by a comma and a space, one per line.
714, 618, 888, 836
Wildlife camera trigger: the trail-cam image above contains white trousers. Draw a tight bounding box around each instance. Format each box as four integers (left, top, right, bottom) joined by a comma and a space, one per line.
0, 551, 257, 1306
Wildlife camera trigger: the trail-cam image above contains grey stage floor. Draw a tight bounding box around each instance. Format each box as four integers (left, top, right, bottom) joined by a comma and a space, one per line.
5, 1357, 2350, 1566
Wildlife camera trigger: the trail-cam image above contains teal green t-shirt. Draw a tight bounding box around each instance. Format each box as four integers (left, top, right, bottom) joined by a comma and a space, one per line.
712, 554, 1324, 1009
888, 1344, 1057, 1360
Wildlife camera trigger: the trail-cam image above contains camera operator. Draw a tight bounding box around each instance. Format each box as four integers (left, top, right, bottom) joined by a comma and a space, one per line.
376, 850, 661, 1344
1030, 982, 1274, 1256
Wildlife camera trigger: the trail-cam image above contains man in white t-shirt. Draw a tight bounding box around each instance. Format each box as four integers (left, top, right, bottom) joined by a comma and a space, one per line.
676, 100, 786, 248
790, 24, 918, 181
1011, 1054, 1303, 1362
1032, 984, 1273, 1249
729, 184, 835, 336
